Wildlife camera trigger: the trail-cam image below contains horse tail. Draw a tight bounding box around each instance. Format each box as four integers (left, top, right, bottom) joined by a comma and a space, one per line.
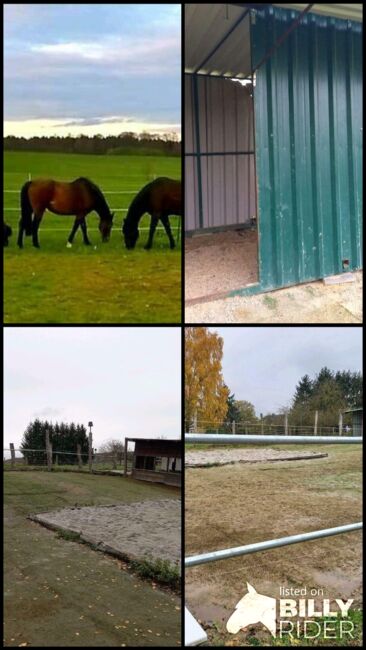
20, 181, 33, 235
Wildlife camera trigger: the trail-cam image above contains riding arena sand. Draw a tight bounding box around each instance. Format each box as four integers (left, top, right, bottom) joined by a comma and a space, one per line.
185, 448, 328, 467
31, 498, 180, 568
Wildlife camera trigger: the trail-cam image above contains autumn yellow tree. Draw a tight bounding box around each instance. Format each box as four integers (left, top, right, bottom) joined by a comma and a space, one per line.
185, 327, 229, 429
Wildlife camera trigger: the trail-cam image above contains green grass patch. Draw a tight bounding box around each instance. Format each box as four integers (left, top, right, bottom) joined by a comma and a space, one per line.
56, 529, 82, 542
4, 150, 181, 323
130, 557, 180, 591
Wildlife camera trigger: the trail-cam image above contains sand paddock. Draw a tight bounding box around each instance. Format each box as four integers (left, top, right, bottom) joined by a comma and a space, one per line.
31, 498, 180, 567
186, 448, 328, 467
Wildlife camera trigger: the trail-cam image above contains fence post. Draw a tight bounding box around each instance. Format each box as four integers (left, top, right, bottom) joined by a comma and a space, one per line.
10, 443, 15, 469
55, 454, 58, 466
314, 410, 318, 435
232, 420, 236, 435
284, 413, 288, 436
339, 411, 343, 436
260, 414, 264, 435
45, 430, 52, 471
88, 432, 93, 472
124, 438, 129, 476
77, 443, 82, 469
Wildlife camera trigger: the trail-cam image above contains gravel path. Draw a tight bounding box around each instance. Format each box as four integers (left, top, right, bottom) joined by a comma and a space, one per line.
32, 499, 180, 567
186, 448, 327, 467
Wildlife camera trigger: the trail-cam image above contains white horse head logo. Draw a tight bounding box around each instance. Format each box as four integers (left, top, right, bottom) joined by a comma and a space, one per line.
226, 583, 276, 637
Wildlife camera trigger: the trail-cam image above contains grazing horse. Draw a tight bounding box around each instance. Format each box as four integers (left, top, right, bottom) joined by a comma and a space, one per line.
3, 221, 12, 246
122, 177, 181, 250
17, 177, 114, 248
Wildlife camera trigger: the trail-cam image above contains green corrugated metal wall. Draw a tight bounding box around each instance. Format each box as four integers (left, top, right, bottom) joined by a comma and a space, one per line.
252, 7, 362, 290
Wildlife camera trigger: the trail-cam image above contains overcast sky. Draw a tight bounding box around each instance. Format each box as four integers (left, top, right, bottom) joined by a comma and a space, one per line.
4, 327, 181, 450
4, 4, 181, 138
212, 327, 362, 416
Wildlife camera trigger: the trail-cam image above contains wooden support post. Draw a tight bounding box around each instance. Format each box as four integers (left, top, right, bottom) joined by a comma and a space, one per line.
284, 413, 288, 436
10, 443, 15, 469
339, 411, 343, 436
232, 420, 236, 435
77, 443, 82, 468
55, 454, 58, 466
124, 438, 129, 476
45, 430, 52, 471
314, 410, 318, 435
260, 414, 264, 436
88, 432, 93, 472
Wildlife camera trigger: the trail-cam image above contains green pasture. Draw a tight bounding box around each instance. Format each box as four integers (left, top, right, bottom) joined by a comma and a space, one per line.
4, 151, 182, 324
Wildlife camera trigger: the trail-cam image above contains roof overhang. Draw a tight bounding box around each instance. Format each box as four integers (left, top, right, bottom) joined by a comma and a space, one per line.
185, 4, 363, 77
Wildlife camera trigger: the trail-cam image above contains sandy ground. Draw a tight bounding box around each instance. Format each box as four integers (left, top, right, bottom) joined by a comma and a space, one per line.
185, 448, 327, 467
185, 445, 362, 645
33, 499, 180, 567
185, 270, 363, 323
185, 229, 258, 301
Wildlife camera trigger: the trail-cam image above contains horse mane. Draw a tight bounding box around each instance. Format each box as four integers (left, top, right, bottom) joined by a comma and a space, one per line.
125, 177, 172, 225
75, 177, 111, 218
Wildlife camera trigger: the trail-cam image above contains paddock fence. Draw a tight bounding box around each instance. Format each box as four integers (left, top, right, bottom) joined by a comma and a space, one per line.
3, 446, 133, 474
185, 417, 357, 437
184, 433, 362, 567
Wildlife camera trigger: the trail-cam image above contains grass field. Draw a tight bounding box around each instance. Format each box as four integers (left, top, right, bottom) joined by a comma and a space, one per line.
4, 151, 181, 323
185, 444, 362, 646
4, 471, 181, 647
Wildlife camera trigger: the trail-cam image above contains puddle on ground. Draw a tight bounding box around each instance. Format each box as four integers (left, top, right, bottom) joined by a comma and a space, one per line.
311, 569, 361, 598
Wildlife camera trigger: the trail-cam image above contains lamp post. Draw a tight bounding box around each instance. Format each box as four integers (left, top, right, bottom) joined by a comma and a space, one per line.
88, 421, 93, 472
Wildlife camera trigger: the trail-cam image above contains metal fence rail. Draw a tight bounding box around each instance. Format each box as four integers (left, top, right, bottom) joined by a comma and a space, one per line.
185, 523, 363, 567
186, 434, 362, 444
184, 433, 362, 566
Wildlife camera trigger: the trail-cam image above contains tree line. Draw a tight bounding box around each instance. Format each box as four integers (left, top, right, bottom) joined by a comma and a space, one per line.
184, 327, 362, 431
21, 419, 89, 465
4, 132, 181, 156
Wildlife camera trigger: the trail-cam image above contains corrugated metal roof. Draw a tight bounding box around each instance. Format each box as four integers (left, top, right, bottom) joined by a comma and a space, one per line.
185, 4, 362, 77
274, 4, 363, 22
185, 4, 251, 77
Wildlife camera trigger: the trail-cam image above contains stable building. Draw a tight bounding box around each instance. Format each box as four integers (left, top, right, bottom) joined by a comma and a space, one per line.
185, 4, 362, 303
343, 407, 363, 436
124, 438, 181, 487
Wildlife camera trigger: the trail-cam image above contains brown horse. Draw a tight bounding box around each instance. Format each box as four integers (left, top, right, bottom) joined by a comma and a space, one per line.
17, 177, 114, 248
122, 177, 181, 249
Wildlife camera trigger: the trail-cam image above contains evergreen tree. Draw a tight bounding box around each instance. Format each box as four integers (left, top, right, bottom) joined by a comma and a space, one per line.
293, 374, 313, 407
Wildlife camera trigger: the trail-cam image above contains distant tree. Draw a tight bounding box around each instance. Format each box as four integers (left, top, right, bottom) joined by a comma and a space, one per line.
293, 374, 314, 407
334, 370, 363, 407
98, 439, 125, 463
226, 389, 242, 423
185, 327, 229, 429
234, 400, 258, 423
20, 419, 88, 466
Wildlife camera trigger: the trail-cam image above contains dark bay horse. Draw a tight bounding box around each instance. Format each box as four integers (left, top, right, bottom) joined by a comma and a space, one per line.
17, 177, 114, 248
4, 222, 12, 246
122, 177, 181, 249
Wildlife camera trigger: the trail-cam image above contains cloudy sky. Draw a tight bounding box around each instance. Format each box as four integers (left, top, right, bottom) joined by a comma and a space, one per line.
212, 327, 362, 415
4, 4, 181, 138
4, 327, 181, 450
